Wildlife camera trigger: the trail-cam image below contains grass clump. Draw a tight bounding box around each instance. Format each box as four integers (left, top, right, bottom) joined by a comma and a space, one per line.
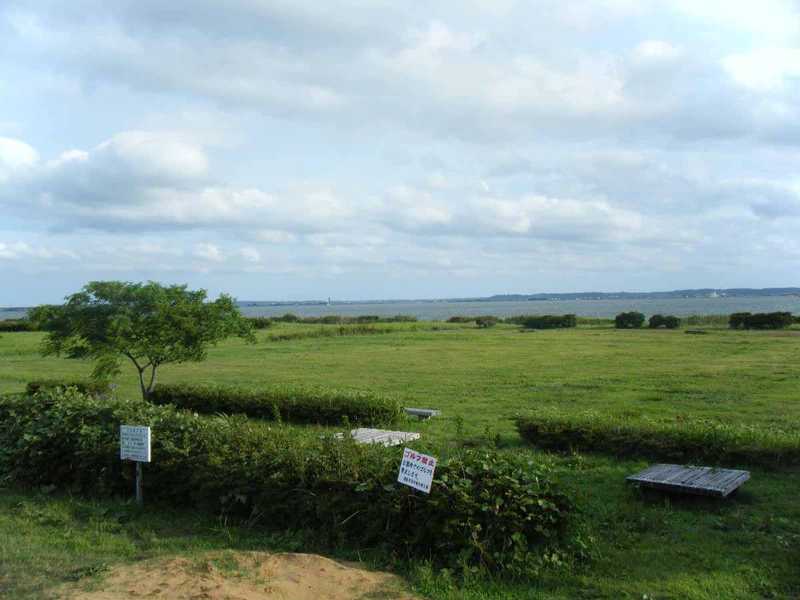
516, 411, 800, 468
150, 382, 403, 426
0, 388, 576, 577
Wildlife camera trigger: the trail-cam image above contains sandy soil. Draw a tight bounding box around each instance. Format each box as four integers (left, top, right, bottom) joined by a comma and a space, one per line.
57, 551, 420, 600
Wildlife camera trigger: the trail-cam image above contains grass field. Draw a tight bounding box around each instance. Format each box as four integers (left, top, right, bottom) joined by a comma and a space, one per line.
1, 322, 799, 598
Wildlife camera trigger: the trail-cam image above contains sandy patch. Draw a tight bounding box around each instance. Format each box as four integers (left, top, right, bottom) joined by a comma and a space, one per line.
57, 551, 420, 600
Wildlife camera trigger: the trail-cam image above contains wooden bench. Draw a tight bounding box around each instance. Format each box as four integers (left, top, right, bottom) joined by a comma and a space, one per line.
332, 428, 421, 447
626, 464, 750, 498
404, 407, 441, 420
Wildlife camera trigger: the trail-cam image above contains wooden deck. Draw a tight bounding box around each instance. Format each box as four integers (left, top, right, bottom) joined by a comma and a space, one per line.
332, 428, 421, 447
626, 464, 750, 497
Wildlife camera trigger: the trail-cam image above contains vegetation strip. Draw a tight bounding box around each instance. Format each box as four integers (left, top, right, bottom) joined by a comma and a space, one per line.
149, 382, 404, 426
516, 412, 800, 468
0, 388, 576, 576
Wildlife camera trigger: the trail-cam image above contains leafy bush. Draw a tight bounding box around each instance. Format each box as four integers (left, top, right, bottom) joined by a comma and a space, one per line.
0, 319, 35, 332
509, 315, 577, 329
150, 382, 403, 426
729, 312, 752, 329
475, 316, 499, 328
730, 312, 794, 330
447, 316, 474, 323
516, 411, 800, 468
614, 312, 645, 329
246, 316, 273, 329
648, 314, 681, 329
0, 389, 575, 576
26, 379, 115, 397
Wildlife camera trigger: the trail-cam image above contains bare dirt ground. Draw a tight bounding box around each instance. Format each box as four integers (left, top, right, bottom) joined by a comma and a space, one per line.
57, 551, 420, 600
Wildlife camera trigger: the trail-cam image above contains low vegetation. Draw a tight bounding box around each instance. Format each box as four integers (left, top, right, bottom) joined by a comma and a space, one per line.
0, 388, 576, 577
516, 411, 800, 468
729, 311, 794, 330
507, 314, 577, 329
648, 314, 681, 329
149, 382, 403, 426
614, 311, 645, 329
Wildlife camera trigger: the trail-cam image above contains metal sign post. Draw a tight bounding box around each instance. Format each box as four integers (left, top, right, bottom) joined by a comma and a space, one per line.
120, 425, 151, 505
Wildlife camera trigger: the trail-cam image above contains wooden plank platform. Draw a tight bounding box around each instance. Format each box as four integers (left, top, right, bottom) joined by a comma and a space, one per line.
626, 464, 750, 497
404, 407, 441, 420
332, 428, 421, 447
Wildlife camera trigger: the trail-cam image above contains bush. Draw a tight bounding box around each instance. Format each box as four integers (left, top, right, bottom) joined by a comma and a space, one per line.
730, 312, 794, 330
510, 315, 577, 329
0, 389, 575, 576
475, 316, 499, 328
447, 316, 474, 323
26, 379, 114, 397
150, 382, 403, 426
516, 411, 800, 468
0, 319, 35, 332
729, 312, 752, 329
648, 314, 681, 329
247, 316, 273, 329
275, 313, 300, 322
614, 312, 645, 329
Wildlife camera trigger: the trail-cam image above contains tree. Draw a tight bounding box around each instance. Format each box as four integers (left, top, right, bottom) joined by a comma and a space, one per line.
29, 281, 255, 400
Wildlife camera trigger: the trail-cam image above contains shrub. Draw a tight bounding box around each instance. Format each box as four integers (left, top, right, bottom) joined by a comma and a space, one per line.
0, 389, 575, 576
475, 316, 499, 328
516, 411, 800, 468
150, 382, 403, 426
648, 314, 681, 329
614, 312, 645, 329
0, 319, 35, 332
247, 316, 273, 329
747, 312, 792, 330
26, 379, 115, 397
275, 313, 300, 322
729, 312, 752, 329
511, 315, 577, 329
447, 316, 474, 323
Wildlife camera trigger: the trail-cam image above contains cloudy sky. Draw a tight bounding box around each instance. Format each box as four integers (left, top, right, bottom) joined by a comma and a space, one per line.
2, 1, 800, 304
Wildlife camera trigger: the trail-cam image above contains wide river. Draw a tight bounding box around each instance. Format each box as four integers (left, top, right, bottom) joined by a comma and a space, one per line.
3, 296, 800, 321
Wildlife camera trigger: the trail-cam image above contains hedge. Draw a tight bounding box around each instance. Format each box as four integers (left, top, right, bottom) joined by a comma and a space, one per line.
648, 314, 681, 329
508, 315, 577, 329
0, 389, 575, 576
729, 312, 793, 330
272, 314, 418, 324
0, 319, 35, 332
26, 379, 115, 397
516, 411, 800, 469
149, 382, 403, 426
475, 316, 499, 328
614, 312, 645, 329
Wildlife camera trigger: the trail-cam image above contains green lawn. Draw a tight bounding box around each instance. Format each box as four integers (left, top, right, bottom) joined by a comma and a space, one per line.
1, 323, 799, 598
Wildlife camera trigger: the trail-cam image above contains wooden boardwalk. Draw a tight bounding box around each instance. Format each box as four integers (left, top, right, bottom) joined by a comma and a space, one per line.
626, 464, 750, 497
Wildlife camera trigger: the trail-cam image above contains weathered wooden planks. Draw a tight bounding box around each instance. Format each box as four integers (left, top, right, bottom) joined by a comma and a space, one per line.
332, 428, 421, 447
626, 463, 750, 497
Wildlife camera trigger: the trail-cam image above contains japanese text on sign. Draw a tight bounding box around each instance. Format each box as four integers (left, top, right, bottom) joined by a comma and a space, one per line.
397, 448, 436, 494
120, 425, 151, 463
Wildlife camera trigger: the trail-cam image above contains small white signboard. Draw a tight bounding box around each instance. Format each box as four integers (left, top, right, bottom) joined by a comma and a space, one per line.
120, 425, 151, 463
397, 447, 437, 494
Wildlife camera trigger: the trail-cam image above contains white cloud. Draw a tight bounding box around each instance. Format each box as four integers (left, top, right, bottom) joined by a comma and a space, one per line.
723, 48, 800, 92
0, 137, 38, 180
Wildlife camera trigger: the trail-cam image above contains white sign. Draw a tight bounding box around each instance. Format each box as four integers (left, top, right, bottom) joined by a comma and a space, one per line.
120, 425, 151, 463
397, 448, 437, 494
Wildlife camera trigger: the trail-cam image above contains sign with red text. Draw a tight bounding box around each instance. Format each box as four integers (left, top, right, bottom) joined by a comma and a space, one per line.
120, 425, 151, 462
397, 448, 437, 493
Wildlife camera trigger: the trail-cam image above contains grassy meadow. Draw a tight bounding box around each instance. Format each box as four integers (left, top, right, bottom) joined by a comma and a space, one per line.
1, 321, 799, 598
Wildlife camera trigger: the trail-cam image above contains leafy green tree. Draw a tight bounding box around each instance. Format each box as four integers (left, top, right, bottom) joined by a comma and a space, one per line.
29, 281, 255, 400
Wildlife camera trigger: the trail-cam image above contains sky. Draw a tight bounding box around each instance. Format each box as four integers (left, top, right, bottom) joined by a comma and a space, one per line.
1, 0, 800, 304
